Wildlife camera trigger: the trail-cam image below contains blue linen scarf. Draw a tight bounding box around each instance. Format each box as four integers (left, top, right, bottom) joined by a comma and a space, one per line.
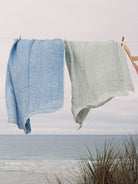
5, 38, 64, 134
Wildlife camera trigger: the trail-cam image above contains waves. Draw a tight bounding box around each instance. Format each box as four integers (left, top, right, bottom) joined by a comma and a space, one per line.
0, 159, 80, 173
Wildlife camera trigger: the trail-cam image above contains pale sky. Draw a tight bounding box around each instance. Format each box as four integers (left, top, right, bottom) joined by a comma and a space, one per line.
0, 0, 138, 135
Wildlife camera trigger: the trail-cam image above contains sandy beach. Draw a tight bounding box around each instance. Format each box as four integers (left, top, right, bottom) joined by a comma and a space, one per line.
0, 170, 77, 184
0, 171, 46, 184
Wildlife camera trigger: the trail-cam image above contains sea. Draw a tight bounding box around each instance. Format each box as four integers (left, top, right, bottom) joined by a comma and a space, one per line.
0, 135, 137, 184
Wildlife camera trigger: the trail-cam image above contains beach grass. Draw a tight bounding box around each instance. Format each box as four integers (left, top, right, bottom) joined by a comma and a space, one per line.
46, 135, 138, 184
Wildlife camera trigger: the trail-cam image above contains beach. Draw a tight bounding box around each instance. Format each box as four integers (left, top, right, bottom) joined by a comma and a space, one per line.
0, 135, 137, 184
0, 171, 45, 184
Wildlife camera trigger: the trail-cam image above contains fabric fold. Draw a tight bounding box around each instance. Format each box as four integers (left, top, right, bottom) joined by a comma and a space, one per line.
5, 38, 64, 134
65, 40, 135, 127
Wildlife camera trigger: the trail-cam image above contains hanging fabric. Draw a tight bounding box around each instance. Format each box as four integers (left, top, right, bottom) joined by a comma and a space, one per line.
5, 38, 64, 134
65, 40, 135, 128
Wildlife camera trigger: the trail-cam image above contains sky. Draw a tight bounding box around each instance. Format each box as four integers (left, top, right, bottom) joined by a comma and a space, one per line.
0, 0, 138, 135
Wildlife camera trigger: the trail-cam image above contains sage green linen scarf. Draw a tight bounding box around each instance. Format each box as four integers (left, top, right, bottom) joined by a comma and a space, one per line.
65, 40, 134, 128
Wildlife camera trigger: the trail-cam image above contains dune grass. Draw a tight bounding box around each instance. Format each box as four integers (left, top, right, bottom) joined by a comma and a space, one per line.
46, 135, 138, 184
115, 136, 138, 184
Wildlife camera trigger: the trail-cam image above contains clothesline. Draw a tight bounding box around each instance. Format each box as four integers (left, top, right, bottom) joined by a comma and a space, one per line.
5, 39, 135, 134
0, 36, 138, 43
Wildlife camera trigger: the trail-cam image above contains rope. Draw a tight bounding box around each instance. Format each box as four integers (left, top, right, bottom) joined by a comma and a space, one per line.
0, 37, 138, 43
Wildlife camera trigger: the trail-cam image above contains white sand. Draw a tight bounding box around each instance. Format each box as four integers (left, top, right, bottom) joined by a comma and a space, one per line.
0, 171, 46, 184
0, 170, 78, 184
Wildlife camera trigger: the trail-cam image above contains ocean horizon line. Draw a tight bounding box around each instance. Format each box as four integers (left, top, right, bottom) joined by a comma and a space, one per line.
0, 134, 137, 136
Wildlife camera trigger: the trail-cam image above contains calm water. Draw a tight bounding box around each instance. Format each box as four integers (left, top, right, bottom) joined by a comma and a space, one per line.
0, 135, 137, 183
0, 135, 136, 160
